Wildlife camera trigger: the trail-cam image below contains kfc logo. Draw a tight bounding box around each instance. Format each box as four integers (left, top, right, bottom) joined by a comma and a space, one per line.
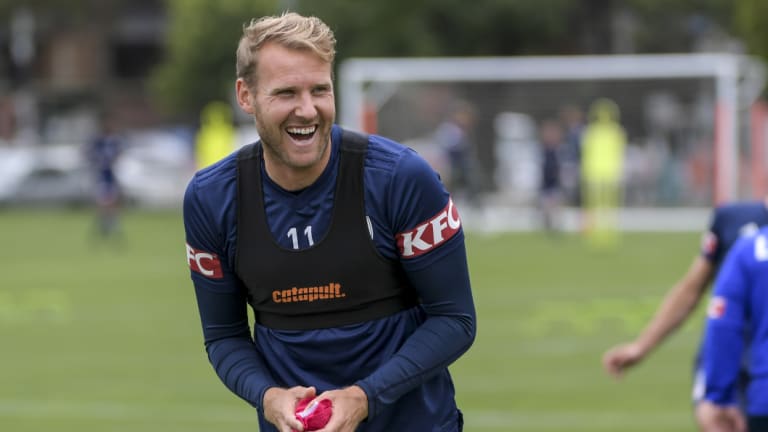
396, 198, 461, 258
186, 243, 223, 279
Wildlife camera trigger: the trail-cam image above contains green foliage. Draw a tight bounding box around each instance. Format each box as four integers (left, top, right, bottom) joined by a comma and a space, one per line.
145, 0, 768, 119
298, 0, 576, 57
0, 208, 707, 431
148, 0, 277, 118
733, 0, 768, 60
625, 0, 734, 53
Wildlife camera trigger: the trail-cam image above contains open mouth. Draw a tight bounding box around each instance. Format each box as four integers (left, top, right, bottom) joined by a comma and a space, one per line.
286, 125, 317, 141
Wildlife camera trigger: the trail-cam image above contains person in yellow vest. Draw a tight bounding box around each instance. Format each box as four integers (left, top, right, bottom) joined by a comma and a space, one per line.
580, 98, 627, 248
195, 101, 236, 169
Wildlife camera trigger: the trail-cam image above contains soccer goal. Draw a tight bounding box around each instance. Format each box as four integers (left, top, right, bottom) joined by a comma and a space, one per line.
338, 53, 767, 231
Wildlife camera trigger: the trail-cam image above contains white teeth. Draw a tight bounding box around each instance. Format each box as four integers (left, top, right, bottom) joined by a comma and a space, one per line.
286, 126, 316, 135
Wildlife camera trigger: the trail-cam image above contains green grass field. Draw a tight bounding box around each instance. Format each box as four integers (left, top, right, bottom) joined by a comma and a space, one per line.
0, 209, 707, 431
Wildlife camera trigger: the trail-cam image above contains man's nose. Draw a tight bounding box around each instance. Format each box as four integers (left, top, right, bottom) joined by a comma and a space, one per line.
294, 92, 318, 118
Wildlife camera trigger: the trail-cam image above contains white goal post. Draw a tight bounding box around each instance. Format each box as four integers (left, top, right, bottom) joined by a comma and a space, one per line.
338, 53, 766, 208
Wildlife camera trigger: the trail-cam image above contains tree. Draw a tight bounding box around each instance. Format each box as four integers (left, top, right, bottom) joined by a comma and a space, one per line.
148, 0, 277, 120
733, 0, 768, 61
298, 0, 578, 58
148, 0, 584, 119
148, 0, 768, 119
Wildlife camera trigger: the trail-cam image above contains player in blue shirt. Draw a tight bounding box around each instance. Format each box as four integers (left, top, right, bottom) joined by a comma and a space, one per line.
700, 226, 768, 431
603, 199, 768, 430
182, 12, 476, 432
84, 113, 123, 238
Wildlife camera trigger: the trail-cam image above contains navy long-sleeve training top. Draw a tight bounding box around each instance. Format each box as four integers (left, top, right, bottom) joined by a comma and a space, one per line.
183, 125, 476, 431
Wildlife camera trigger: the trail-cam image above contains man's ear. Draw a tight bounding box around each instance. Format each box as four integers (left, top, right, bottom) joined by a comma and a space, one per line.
236, 78, 254, 115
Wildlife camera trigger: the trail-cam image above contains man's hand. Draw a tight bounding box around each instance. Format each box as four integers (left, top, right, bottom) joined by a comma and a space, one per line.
601, 341, 646, 379
263, 386, 317, 432
313, 385, 368, 432
696, 400, 746, 432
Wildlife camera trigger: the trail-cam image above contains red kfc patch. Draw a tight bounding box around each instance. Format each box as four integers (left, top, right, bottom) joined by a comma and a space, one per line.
186, 243, 223, 279
396, 198, 461, 258
701, 231, 718, 255
707, 296, 727, 319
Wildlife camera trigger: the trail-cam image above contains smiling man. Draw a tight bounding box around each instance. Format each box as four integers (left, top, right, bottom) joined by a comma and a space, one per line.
182, 12, 476, 432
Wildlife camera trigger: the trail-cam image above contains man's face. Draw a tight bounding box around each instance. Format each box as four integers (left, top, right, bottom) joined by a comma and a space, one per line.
236, 42, 335, 187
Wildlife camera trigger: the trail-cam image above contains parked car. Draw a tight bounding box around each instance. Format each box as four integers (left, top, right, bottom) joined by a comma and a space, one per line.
0, 145, 92, 207
0, 128, 196, 209
115, 129, 195, 208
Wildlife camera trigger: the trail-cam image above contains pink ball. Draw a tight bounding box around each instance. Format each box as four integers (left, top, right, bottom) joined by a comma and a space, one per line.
292, 397, 333, 431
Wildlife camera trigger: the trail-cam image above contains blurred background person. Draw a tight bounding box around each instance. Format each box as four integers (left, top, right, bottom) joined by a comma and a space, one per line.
699, 224, 768, 432
580, 98, 627, 248
602, 196, 768, 432
84, 113, 124, 241
433, 100, 479, 206
536, 118, 564, 234
194, 100, 236, 170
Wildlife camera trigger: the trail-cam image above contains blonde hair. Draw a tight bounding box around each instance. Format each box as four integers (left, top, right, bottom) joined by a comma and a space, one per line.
236, 12, 336, 87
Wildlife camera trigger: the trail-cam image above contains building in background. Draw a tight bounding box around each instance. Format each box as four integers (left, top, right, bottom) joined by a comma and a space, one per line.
0, 1, 168, 148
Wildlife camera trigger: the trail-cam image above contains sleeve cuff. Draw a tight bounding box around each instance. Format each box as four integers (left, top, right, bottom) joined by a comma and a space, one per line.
354, 380, 378, 420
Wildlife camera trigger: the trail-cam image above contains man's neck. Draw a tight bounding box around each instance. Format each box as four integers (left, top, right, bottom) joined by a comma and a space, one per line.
263, 141, 332, 192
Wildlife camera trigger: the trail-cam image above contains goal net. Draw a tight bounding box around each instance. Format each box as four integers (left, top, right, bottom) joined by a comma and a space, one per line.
338, 54, 767, 231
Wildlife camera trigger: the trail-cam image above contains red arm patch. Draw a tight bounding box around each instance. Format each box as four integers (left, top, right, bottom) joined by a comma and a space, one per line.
396, 198, 461, 258
186, 243, 223, 279
701, 231, 718, 256
707, 296, 727, 319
